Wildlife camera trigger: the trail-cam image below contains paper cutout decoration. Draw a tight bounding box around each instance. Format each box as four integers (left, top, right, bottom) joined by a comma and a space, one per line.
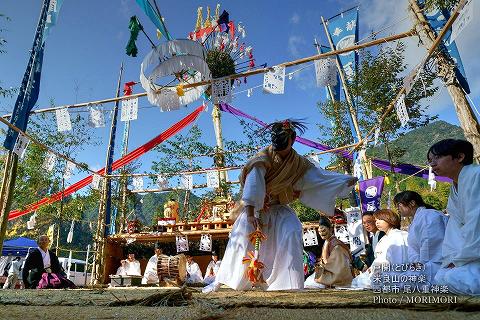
63, 161, 76, 180
55, 108, 72, 132
43, 152, 57, 172
206, 170, 220, 188
180, 174, 193, 190
307, 154, 321, 168
121, 97, 139, 121
395, 94, 409, 127
132, 176, 144, 190
334, 224, 349, 244
91, 173, 102, 190
13, 133, 30, 159
374, 127, 380, 146
315, 58, 338, 87
66, 220, 75, 243
89, 106, 105, 128
176, 235, 189, 252
428, 166, 437, 191
451, 0, 473, 43
157, 174, 168, 189
345, 207, 365, 254
303, 228, 319, 247
263, 65, 285, 94
27, 213, 37, 230
212, 78, 232, 104
199, 234, 212, 252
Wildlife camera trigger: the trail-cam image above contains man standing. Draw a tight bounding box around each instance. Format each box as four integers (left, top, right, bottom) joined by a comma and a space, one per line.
22, 235, 62, 289
353, 211, 385, 271
3, 257, 22, 289
116, 252, 141, 276
428, 139, 480, 295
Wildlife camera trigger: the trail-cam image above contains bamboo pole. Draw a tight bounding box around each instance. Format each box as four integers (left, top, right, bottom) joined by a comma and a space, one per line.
2, 30, 415, 118
359, 0, 468, 148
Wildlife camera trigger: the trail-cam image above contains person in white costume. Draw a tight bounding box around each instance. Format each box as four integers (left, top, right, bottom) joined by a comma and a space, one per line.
116, 252, 142, 276
203, 120, 356, 293
142, 243, 166, 285
394, 191, 448, 284
203, 251, 221, 285
427, 139, 480, 296
185, 254, 203, 284
351, 209, 409, 289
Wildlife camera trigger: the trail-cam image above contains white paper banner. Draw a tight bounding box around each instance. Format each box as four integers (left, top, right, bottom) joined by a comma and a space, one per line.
212, 79, 232, 104
89, 106, 105, 128
66, 220, 75, 243
199, 234, 212, 252
315, 58, 338, 87
302, 228, 319, 247
395, 94, 409, 127
428, 166, 437, 191
27, 213, 37, 230
91, 173, 102, 190
121, 97, 139, 121
13, 133, 30, 159
374, 127, 380, 146
180, 174, 193, 190
55, 108, 72, 132
63, 161, 76, 180
176, 235, 189, 252
334, 224, 349, 244
206, 170, 220, 189
263, 65, 285, 94
450, 0, 473, 43
43, 152, 57, 172
157, 174, 168, 189
345, 207, 366, 254
132, 176, 144, 190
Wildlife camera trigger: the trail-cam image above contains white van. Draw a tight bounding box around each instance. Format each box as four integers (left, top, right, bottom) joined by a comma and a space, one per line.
58, 257, 91, 287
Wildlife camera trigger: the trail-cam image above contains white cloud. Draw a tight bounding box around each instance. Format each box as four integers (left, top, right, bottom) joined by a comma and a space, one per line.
119, 0, 131, 18
290, 13, 300, 24
287, 35, 306, 57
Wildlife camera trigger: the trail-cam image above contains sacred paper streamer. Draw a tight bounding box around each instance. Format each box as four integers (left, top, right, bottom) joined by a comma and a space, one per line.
13, 133, 30, 159
63, 161, 76, 180
43, 152, 57, 172
212, 79, 232, 104
428, 166, 437, 191
247, 88, 253, 97
27, 213, 37, 230
374, 128, 380, 146
157, 174, 168, 189
121, 97, 139, 121
206, 170, 220, 188
314, 58, 338, 87
55, 108, 72, 132
176, 235, 189, 252
302, 228, 319, 247
345, 207, 365, 254
132, 176, 144, 190
199, 234, 212, 252
91, 173, 102, 190
395, 94, 409, 127
66, 220, 75, 244
180, 174, 193, 190
89, 106, 105, 128
263, 65, 285, 94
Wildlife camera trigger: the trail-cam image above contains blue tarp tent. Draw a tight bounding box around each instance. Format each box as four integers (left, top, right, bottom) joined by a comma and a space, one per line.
2, 237, 37, 256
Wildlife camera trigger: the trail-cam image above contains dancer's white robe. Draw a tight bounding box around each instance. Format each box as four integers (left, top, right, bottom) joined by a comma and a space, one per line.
351, 229, 409, 288
407, 206, 448, 283
435, 164, 480, 296
215, 165, 353, 291
186, 261, 203, 284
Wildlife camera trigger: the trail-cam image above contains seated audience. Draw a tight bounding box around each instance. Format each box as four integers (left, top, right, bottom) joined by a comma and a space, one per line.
353, 211, 385, 272
185, 254, 203, 284
116, 252, 141, 276
203, 251, 221, 285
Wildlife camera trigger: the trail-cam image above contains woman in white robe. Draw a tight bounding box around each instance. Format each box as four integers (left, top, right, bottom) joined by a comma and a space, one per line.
394, 191, 448, 283
351, 209, 408, 289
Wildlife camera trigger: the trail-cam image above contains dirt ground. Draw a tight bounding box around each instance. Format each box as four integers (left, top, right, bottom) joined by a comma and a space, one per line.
0, 287, 479, 320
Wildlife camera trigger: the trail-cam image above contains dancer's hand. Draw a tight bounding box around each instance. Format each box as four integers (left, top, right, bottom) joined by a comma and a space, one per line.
247, 215, 261, 230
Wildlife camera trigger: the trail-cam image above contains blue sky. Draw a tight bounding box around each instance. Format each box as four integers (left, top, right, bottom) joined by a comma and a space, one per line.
0, 0, 479, 195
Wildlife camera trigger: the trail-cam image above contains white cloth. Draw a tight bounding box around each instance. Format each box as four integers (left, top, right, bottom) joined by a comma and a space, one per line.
142, 255, 160, 284
116, 259, 141, 276
186, 261, 203, 284
351, 229, 409, 288
304, 272, 326, 289
371, 231, 382, 251
204, 260, 222, 285
407, 206, 448, 283
214, 165, 354, 291
434, 164, 480, 295
8, 260, 22, 276
38, 248, 51, 269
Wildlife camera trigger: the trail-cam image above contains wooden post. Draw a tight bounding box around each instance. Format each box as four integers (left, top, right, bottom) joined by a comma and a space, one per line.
408, 0, 480, 162
212, 104, 227, 184
321, 16, 372, 179
0, 152, 19, 254
91, 63, 124, 285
